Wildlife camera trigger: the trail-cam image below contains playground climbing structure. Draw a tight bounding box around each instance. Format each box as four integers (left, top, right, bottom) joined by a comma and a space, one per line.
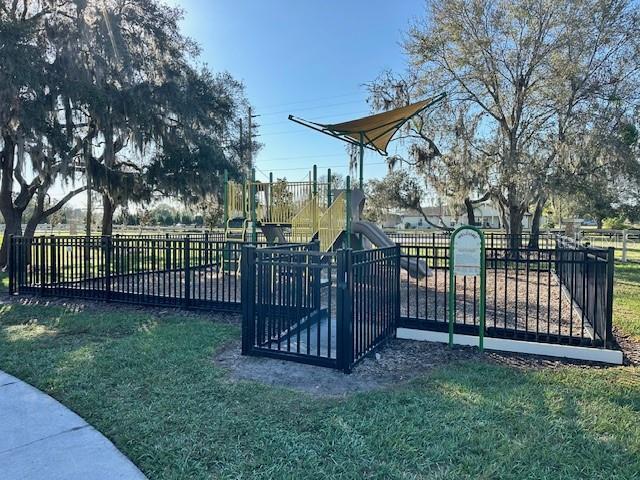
223, 166, 351, 252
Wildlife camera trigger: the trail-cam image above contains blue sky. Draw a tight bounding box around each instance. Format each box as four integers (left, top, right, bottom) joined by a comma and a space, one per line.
168, 0, 426, 183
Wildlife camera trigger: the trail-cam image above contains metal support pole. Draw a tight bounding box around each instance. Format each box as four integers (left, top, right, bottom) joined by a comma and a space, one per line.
345, 175, 352, 249
312, 164, 318, 231
358, 132, 364, 189
312, 164, 317, 195
269, 172, 273, 221
250, 168, 257, 243
327, 168, 332, 208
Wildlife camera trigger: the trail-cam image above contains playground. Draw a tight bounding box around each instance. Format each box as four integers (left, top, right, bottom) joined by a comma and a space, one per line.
7, 98, 621, 371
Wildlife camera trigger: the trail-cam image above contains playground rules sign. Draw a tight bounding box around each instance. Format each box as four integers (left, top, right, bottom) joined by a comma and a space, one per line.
448, 226, 486, 351
452, 229, 482, 277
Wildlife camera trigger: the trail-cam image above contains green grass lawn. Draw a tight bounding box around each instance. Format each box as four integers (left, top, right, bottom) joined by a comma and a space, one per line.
1, 261, 640, 478
0, 303, 638, 479
614, 263, 640, 342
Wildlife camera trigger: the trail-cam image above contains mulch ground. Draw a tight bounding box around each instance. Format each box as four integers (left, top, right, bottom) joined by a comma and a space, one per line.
52, 266, 587, 340
401, 268, 585, 338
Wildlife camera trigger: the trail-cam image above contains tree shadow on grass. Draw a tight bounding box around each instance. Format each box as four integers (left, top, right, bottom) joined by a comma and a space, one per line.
1, 304, 639, 479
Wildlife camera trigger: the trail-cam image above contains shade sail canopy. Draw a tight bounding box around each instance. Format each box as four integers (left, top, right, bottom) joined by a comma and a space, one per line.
288, 93, 445, 155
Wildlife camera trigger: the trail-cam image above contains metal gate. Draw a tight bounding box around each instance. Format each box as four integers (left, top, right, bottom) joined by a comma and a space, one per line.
241, 243, 400, 372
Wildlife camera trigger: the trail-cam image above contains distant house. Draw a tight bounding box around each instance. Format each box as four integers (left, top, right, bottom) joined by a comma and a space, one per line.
393, 202, 534, 230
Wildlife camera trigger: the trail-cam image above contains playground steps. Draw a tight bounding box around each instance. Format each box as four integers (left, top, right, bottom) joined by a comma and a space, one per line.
291, 196, 323, 244
223, 218, 247, 273
318, 192, 347, 251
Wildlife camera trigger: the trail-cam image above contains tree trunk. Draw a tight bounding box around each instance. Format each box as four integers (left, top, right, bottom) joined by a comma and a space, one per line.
596, 217, 603, 229
0, 136, 19, 268
464, 197, 476, 225
527, 193, 547, 249
0, 209, 23, 268
507, 206, 525, 253
23, 208, 43, 239
101, 193, 114, 236
101, 118, 115, 236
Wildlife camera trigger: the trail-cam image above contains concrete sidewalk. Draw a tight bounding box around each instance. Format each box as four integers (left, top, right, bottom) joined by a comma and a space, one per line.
0, 370, 146, 480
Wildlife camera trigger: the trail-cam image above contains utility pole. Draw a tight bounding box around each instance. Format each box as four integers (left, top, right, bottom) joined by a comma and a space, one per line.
247, 106, 260, 171
247, 107, 253, 171
238, 118, 244, 175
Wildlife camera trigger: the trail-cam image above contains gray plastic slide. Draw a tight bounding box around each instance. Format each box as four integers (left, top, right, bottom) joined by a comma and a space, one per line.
352, 220, 431, 278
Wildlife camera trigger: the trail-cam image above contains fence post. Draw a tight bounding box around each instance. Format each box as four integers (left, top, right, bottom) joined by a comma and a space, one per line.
184, 238, 191, 308
204, 231, 210, 265
165, 233, 171, 271
336, 248, 353, 373
345, 176, 352, 249
241, 245, 257, 355
622, 229, 628, 263
40, 238, 46, 296
50, 236, 57, 285
394, 243, 401, 332
7, 234, 14, 295
104, 236, 112, 302
310, 240, 321, 312
605, 247, 615, 348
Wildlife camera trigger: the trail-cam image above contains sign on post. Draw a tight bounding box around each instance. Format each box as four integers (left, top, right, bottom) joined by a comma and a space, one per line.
448, 226, 486, 351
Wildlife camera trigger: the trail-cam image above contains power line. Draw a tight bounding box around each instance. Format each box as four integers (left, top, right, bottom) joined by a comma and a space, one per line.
254, 166, 270, 180
254, 91, 362, 110
254, 161, 390, 173
258, 109, 371, 128
254, 152, 346, 164
258, 99, 365, 117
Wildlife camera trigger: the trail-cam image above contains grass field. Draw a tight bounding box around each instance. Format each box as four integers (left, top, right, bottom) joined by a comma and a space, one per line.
613, 263, 640, 341
0, 264, 639, 478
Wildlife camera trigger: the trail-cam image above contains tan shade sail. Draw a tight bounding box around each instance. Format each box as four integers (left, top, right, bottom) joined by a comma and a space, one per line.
289, 93, 445, 155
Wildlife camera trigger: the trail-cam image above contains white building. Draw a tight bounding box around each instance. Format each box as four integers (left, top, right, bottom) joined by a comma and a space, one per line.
394, 203, 533, 230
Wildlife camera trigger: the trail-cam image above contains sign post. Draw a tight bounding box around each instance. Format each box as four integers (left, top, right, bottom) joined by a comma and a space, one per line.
448, 226, 486, 351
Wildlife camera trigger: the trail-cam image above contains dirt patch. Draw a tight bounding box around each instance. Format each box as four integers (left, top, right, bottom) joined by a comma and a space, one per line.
214, 337, 616, 398
613, 326, 640, 366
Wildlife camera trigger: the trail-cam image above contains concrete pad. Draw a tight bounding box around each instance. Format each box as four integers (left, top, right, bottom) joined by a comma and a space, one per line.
0, 371, 146, 479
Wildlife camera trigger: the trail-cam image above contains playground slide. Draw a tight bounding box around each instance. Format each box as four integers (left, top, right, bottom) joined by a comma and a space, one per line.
351, 220, 431, 278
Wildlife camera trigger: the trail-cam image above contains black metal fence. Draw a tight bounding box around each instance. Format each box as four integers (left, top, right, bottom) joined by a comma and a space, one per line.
386, 231, 558, 249
555, 236, 614, 346
397, 238, 615, 347
241, 244, 400, 372
9, 235, 248, 310
9, 232, 616, 372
